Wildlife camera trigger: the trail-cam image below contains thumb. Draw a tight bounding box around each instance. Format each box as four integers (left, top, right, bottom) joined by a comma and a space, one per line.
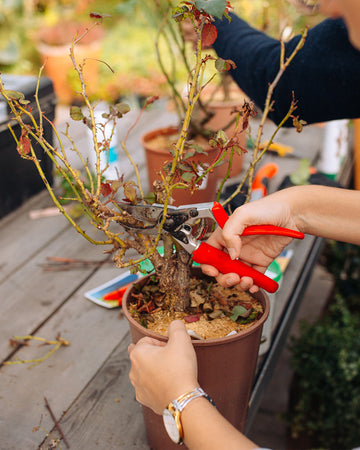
167, 320, 192, 348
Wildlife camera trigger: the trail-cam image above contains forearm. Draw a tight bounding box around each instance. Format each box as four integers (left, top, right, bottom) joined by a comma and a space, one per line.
182, 397, 257, 450
288, 185, 360, 244
213, 14, 360, 125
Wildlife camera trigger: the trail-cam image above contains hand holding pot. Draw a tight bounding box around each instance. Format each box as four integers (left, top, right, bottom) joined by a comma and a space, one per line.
128, 320, 199, 415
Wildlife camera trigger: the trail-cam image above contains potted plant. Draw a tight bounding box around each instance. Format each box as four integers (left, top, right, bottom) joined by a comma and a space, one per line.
34, 1, 105, 105
139, 0, 250, 204
0, 2, 307, 448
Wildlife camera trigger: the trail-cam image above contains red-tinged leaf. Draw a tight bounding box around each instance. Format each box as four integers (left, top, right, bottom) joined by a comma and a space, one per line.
101, 182, 113, 196
109, 180, 122, 192
184, 314, 201, 323
201, 23, 218, 47
215, 57, 236, 72
17, 130, 31, 155
144, 96, 159, 108
90, 11, 111, 20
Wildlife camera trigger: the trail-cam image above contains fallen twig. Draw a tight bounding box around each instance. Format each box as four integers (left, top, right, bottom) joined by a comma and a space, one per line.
40, 256, 113, 271
4, 334, 70, 368
44, 397, 70, 449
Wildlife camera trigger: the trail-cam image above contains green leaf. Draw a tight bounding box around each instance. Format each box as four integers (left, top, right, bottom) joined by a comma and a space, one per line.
184, 150, 196, 159
215, 57, 228, 72
195, 0, 227, 19
181, 172, 196, 183
70, 106, 84, 121
230, 305, 250, 322
215, 129, 228, 144
4, 90, 25, 101
189, 143, 208, 155
111, 102, 130, 118
143, 192, 156, 204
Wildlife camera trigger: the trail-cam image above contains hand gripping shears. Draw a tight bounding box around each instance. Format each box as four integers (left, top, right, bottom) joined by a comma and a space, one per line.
116, 201, 304, 293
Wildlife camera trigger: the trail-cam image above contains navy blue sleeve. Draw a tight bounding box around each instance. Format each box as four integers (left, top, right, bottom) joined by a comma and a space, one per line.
213, 13, 360, 126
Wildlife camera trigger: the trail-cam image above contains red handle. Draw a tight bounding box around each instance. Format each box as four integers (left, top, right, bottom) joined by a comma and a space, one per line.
207, 202, 305, 293
212, 202, 304, 239
193, 242, 278, 293
241, 225, 304, 239
212, 201, 229, 228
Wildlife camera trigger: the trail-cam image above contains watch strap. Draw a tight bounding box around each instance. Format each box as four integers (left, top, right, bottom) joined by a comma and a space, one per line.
173, 387, 215, 412
164, 387, 216, 445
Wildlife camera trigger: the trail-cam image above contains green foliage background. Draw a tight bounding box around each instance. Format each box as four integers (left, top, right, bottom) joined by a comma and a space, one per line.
287, 241, 360, 449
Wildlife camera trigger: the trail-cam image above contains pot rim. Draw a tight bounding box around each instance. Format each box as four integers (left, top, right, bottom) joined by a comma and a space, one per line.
141, 125, 215, 155
122, 273, 270, 347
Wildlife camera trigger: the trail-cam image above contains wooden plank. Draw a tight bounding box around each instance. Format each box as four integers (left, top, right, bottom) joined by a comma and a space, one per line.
0, 190, 70, 284
0, 216, 112, 362
0, 263, 132, 449
41, 331, 150, 450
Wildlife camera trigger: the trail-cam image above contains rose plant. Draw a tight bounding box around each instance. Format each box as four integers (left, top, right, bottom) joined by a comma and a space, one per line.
0, 1, 306, 323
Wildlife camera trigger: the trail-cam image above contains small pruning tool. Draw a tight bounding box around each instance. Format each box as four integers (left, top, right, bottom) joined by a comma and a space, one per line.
116, 202, 304, 293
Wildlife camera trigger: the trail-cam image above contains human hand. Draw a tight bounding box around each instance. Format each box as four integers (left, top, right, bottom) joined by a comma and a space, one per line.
202, 190, 300, 292
128, 320, 199, 415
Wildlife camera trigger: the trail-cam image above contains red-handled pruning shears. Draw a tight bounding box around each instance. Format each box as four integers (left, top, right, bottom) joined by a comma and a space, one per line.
116, 201, 304, 293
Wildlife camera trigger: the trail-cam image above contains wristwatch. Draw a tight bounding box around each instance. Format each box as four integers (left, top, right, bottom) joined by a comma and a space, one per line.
162, 387, 215, 445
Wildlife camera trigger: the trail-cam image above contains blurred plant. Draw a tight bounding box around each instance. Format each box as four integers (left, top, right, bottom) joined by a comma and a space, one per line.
232, 0, 323, 40
287, 297, 360, 449
321, 240, 360, 314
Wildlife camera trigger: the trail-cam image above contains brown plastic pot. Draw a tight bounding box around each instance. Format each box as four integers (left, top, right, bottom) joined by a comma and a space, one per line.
123, 268, 270, 450
141, 125, 221, 206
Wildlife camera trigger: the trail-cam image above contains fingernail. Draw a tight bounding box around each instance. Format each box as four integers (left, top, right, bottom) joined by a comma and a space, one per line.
228, 248, 237, 260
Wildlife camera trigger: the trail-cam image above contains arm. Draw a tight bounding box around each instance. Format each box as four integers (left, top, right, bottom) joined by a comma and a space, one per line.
202, 186, 360, 291
128, 321, 259, 450
213, 13, 360, 125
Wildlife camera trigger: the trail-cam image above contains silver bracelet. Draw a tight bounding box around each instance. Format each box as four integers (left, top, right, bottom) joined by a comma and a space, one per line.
174, 387, 216, 412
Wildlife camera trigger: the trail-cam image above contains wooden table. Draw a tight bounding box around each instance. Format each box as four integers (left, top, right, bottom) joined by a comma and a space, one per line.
0, 103, 349, 449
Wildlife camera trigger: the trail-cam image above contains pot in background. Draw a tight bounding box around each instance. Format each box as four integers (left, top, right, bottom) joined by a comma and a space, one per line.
141, 125, 221, 206
190, 81, 248, 179
37, 22, 104, 105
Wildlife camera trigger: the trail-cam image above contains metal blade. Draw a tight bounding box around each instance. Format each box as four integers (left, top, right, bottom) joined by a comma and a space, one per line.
113, 203, 163, 234
116, 202, 164, 223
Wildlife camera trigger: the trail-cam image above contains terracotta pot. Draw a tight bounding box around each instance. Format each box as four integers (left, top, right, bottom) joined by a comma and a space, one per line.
190, 83, 248, 179
37, 23, 104, 105
142, 125, 221, 206
205, 96, 247, 178
123, 268, 270, 450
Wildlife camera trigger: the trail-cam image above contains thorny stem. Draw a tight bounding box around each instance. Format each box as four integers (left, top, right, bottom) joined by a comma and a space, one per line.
68, 21, 117, 198
119, 99, 160, 198
156, 17, 186, 120
168, 18, 206, 182
222, 27, 308, 207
